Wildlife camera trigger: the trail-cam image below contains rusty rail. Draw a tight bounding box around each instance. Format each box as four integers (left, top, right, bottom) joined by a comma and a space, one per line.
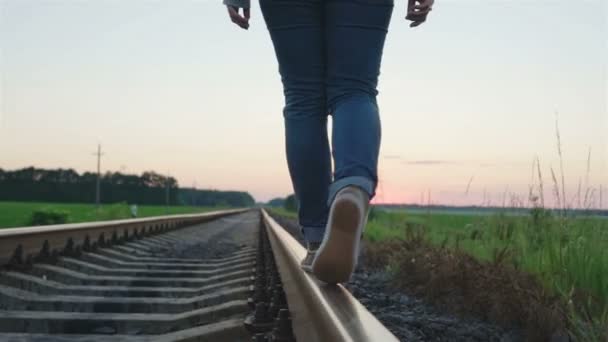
0, 209, 247, 268
261, 209, 399, 342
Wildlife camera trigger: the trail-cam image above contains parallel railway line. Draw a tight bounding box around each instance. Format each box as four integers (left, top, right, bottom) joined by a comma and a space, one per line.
0, 208, 398, 341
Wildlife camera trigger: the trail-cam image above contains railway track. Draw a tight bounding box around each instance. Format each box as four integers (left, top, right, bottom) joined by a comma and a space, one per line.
0, 208, 398, 341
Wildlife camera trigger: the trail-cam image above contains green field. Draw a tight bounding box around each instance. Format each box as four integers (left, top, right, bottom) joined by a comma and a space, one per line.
0, 201, 228, 229
367, 209, 606, 290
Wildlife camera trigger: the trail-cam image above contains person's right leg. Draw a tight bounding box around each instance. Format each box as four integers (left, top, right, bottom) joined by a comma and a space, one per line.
259, 0, 331, 246
312, 0, 394, 283
325, 0, 393, 203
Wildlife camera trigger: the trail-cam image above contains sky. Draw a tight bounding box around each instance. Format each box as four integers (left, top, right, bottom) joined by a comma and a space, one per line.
1, 0, 607, 208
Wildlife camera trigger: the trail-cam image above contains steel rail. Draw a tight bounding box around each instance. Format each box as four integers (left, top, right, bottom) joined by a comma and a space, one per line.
0, 208, 247, 267
261, 209, 399, 342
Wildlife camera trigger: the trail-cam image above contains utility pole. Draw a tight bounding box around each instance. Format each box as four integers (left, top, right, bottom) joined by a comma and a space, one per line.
92, 144, 104, 210
192, 181, 197, 207
165, 171, 170, 215
600, 185, 603, 210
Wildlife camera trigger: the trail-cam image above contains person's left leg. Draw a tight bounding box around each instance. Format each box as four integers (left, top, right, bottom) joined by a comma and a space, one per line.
259, 0, 330, 245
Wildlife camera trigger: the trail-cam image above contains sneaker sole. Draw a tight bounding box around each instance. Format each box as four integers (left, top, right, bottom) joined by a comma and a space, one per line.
312, 196, 361, 284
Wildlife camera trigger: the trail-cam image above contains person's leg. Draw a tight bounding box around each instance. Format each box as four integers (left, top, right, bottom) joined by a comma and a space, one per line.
325, 0, 394, 203
312, 0, 394, 283
259, 0, 330, 244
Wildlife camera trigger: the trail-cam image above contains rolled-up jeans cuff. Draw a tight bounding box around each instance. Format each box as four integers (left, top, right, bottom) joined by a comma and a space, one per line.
301, 225, 325, 244
328, 176, 375, 206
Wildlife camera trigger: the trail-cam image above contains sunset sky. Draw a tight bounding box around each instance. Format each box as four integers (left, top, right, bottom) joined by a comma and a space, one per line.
1, 0, 606, 207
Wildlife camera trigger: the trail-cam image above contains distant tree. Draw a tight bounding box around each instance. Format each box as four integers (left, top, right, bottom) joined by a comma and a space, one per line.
141, 171, 174, 188
0, 167, 178, 205
267, 197, 285, 207
177, 188, 255, 207
284, 194, 298, 212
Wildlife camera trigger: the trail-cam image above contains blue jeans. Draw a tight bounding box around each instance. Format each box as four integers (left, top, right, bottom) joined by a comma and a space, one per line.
260, 0, 393, 243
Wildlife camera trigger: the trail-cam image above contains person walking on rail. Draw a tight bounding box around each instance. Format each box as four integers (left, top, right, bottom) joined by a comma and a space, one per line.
224, 0, 433, 283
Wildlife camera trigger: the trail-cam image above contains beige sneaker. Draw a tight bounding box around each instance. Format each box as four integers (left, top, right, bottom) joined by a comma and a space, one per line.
312, 186, 369, 284
300, 242, 320, 273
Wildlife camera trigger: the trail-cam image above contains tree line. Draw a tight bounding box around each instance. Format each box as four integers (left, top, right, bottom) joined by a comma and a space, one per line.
266, 194, 298, 212
178, 188, 255, 207
0, 167, 254, 207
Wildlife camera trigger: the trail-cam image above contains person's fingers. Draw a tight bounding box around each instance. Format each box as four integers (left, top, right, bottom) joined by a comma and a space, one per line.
228, 6, 245, 24
406, 12, 427, 27
414, 0, 434, 10
413, 4, 431, 10
408, 18, 425, 27
411, 7, 431, 15
406, 0, 432, 27
406, 12, 427, 21
244, 8, 251, 20
227, 6, 249, 29
227, 6, 238, 17
408, 7, 431, 16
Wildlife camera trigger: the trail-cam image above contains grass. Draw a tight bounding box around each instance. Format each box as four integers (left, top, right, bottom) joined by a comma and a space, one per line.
269, 207, 297, 220
365, 207, 608, 340
0, 201, 228, 229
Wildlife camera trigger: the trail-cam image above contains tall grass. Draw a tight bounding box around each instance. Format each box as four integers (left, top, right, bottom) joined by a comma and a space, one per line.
365, 113, 607, 340
365, 208, 607, 340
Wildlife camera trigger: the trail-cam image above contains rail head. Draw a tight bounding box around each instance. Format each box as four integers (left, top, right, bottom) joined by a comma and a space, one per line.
261, 209, 398, 342
0, 208, 248, 267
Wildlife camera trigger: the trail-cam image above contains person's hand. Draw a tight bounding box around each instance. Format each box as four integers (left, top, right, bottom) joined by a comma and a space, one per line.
227, 6, 250, 30
406, 0, 434, 28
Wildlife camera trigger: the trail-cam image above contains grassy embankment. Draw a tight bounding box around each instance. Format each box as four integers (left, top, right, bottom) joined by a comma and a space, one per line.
271, 206, 607, 340
0, 201, 228, 229
365, 208, 607, 340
